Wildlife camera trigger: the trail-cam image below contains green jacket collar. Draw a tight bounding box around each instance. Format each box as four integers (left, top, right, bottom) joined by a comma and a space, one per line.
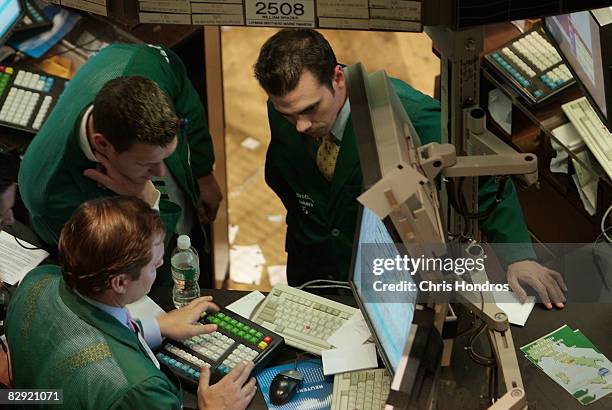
58, 280, 143, 352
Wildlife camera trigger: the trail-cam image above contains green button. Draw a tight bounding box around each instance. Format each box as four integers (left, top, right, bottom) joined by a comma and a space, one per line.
238, 330, 246, 338
218, 313, 225, 319
236, 323, 245, 330
230, 319, 237, 325
255, 332, 263, 339
223, 315, 232, 322
248, 329, 256, 335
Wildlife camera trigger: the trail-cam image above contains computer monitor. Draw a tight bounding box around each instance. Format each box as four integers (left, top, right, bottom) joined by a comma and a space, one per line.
350, 204, 418, 374
545, 7, 612, 131
0, 0, 23, 46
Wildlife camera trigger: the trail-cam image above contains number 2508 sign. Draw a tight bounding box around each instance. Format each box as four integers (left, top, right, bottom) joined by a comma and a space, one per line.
246, 0, 315, 28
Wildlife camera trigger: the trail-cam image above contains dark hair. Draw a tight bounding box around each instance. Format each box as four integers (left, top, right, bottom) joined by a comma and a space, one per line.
92, 76, 179, 153
0, 151, 19, 194
59, 196, 165, 297
254, 29, 337, 96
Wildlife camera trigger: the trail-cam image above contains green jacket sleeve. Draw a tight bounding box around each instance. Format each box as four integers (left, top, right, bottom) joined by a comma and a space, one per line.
478, 177, 537, 269
109, 377, 182, 410
393, 78, 536, 268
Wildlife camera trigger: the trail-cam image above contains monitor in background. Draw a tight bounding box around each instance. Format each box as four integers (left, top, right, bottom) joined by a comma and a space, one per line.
0, 0, 23, 46
350, 205, 417, 374
545, 7, 612, 131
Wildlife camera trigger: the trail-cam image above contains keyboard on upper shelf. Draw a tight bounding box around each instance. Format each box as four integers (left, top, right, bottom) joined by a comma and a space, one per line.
250, 284, 359, 355
331, 368, 391, 410
562, 97, 612, 180
0, 64, 66, 134
156, 307, 284, 388
11, 0, 52, 41
484, 27, 575, 105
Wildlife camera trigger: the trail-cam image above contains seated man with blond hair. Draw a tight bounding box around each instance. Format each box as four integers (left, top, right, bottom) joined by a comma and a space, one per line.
6, 196, 256, 410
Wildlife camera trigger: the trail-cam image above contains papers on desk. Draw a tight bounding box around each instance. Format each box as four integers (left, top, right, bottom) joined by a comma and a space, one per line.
0, 231, 49, 285
521, 325, 612, 405
126, 295, 165, 321
322, 311, 377, 376
551, 123, 599, 215
226, 290, 265, 319
493, 291, 535, 326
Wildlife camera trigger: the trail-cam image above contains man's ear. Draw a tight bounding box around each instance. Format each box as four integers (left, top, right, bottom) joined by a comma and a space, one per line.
109, 274, 129, 294
90, 133, 113, 156
332, 65, 345, 91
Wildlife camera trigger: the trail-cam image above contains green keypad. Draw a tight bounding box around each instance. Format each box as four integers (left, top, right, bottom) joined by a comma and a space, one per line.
205, 312, 265, 346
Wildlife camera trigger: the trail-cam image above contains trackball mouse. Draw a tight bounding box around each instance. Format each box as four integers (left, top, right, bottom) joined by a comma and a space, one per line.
269, 369, 304, 405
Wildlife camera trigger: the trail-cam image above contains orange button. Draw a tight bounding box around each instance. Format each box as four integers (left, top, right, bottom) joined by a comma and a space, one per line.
5, 67, 13, 75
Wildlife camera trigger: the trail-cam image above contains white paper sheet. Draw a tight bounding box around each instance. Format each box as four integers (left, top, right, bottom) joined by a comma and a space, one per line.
0, 231, 49, 285
126, 295, 166, 320
226, 291, 266, 319
229, 245, 266, 285
322, 343, 378, 376
327, 311, 371, 348
267, 265, 287, 286
241, 137, 261, 150
229, 224, 239, 245
493, 291, 535, 327
266, 214, 282, 222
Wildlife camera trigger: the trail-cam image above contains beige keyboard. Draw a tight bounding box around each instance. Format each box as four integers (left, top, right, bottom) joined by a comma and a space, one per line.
331, 368, 391, 410
250, 284, 358, 355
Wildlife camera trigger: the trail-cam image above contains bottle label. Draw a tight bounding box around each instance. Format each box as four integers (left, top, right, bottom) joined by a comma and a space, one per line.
174, 266, 198, 281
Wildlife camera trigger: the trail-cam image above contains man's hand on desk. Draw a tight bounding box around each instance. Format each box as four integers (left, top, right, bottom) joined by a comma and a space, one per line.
156, 296, 219, 340
197, 173, 223, 225
507, 260, 568, 309
83, 153, 159, 207
198, 362, 257, 410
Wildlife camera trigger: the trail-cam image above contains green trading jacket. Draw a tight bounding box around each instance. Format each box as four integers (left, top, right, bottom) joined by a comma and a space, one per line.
6, 266, 182, 409
18, 44, 214, 284
265, 77, 535, 285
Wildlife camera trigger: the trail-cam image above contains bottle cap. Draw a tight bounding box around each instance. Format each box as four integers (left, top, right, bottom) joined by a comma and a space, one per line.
177, 235, 191, 250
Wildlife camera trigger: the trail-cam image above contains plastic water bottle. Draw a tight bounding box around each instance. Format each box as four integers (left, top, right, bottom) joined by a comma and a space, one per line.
171, 235, 200, 308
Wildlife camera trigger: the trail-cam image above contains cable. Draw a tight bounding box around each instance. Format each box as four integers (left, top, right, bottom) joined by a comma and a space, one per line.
42, 38, 101, 59
601, 204, 612, 243
296, 279, 350, 290
13, 236, 42, 251
592, 226, 612, 291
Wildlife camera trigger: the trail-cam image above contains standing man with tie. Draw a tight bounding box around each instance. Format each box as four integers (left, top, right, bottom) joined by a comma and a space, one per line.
254, 29, 567, 309
6, 196, 257, 409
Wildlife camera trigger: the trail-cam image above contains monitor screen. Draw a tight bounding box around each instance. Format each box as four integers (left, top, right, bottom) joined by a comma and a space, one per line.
352, 206, 417, 374
546, 8, 612, 127
0, 0, 21, 45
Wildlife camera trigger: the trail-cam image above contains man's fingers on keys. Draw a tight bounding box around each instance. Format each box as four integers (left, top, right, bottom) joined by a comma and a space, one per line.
198, 366, 211, 389
235, 362, 254, 386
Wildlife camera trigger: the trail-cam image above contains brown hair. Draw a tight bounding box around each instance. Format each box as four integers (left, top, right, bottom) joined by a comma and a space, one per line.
254, 29, 337, 96
92, 76, 179, 153
59, 196, 165, 296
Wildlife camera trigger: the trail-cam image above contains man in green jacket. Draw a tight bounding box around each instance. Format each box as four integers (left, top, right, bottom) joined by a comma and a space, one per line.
6, 196, 256, 409
18, 43, 222, 287
254, 29, 566, 309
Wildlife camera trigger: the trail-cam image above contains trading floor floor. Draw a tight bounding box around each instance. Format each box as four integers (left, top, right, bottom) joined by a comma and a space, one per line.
221, 27, 440, 290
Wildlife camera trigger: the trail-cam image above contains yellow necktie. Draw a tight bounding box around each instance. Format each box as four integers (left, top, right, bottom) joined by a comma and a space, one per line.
316, 134, 340, 182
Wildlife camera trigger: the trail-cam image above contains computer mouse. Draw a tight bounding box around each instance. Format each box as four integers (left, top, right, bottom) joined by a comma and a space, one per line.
269, 369, 303, 405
